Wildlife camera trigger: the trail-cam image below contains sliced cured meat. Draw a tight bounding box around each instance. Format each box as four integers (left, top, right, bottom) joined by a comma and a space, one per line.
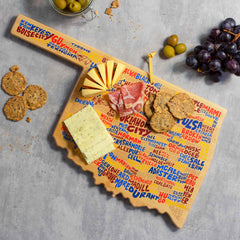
108, 82, 145, 117
121, 82, 145, 109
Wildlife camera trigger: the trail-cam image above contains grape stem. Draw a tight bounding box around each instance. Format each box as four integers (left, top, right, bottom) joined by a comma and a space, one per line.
224, 29, 240, 42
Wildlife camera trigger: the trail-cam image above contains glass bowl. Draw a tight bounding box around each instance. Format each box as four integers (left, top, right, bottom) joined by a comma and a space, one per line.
49, 0, 95, 17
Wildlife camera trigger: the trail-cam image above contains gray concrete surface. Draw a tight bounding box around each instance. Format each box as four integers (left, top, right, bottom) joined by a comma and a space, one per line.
0, 0, 240, 239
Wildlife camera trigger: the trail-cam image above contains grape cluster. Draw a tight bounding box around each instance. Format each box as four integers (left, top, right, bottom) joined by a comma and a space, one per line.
186, 18, 240, 82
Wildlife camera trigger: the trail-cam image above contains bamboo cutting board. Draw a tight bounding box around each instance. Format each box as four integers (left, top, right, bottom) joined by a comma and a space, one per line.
11, 14, 227, 228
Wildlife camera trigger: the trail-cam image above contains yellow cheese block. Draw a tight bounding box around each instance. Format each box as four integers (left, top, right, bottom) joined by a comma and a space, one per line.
106, 60, 114, 87
88, 68, 107, 90
64, 105, 115, 164
97, 63, 107, 86
82, 88, 105, 97
111, 62, 126, 86
83, 78, 106, 90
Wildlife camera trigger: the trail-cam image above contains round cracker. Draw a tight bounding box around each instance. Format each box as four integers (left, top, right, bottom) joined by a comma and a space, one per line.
153, 92, 173, 113
3, 95, 27, 121
2, 71, 27, 96
23, 85, 47, 110
150, 110, 176, 133
167, 93, 194, 119
144, 94, 156, 118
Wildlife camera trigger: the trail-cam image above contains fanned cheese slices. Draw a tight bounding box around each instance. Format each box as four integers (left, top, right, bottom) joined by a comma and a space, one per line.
82, 61, 126, 97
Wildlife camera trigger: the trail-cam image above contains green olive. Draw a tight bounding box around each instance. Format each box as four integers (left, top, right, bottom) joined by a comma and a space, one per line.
66, 0, 74, 5
54, 0, 67, 10
175, 43, 187, 54
163, 45, 175, 58
78, 0, 89, 9
167, 34, 179, 47
68, 1, 81, 12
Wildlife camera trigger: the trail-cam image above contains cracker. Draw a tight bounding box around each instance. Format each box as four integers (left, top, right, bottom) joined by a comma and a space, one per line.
150, 110, 176, 133
144, 94, 156, 118
2, 68, 27, 96
3, 95, 27, 121
23, 85, 47, 110
153, 92, 173, 113
167, 93, 194, 119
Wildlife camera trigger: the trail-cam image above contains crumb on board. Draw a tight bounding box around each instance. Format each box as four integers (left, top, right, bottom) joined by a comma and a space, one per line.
105, 8, 113, 16
105, 0, 120, 19
111, 0, 119, 8
26, 117, 31, 123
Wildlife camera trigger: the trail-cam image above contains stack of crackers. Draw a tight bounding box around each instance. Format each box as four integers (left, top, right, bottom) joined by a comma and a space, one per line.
144, 92, 194, 133
1, 66, 47, 122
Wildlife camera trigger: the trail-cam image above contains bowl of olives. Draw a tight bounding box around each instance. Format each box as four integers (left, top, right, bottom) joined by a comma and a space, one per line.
49, 0, 94, 17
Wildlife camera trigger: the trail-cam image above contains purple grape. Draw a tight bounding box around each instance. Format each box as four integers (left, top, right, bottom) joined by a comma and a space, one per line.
209, 71, 222, 82
186, 55, 199, 69
203, 41, 215, 53
219, 32, 232, 42
235, 38, 240, 50
199, 63, 210, 74
226, 59, 239, 73
209, 59, 222, 72
209, 28, 221, 41
194, 45, 203, 55
234, 65, 240, 76
233, 52, 240, 63
197, 50, 211, 63
216, 50, 227, 61
225, 42, 238, 55
220, 18, 236, 30
233, 25, 240, 34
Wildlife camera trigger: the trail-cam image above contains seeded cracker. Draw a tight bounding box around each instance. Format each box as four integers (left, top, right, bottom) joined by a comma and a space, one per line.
2, 66, 27, 96
153, 92, 173, 113
23, 85, 47, 110
167, 93, 194, 119
3, 95, 27, 121
144, 94, 156, 118
150, 110, 176, 133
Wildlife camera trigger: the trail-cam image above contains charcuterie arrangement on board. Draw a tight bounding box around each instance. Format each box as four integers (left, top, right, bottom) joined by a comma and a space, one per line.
10, 14, 227, 228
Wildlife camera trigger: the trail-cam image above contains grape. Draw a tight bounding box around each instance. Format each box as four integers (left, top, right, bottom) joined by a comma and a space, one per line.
194, 45, 203, 55
209, 59, 222, 72
225, 18, 236, 28
216, 50, 227, 61
203, 41, 215, 53
233, 25, 240, 34
233, 52, 240, 63
197, 50, 211, 63
220, 18, 236, 30
199, 63, 210, 74
209, 71, 222, 82
226, 59, 239, 73
225, 42, 237, 55
235, 38, 240, 50
209, 28, 221, 41
186, 55, 199, 69
218, 32, 232, 42
234, 65, 240, 76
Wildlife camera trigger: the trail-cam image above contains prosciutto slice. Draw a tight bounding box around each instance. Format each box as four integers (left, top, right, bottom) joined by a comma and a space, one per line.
108, 82, 145, 117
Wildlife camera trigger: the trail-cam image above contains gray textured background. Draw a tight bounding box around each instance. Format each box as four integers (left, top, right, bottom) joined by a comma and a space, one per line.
0, 1, 239, 239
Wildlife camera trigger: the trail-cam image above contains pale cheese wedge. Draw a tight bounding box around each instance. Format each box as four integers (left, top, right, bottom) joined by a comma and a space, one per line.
106, 60, 114, 87
82, 88, 105, 97
97, 63, 107, 86
64, 105, 115, 164
88, 68, 107, 89
83, 78, 106, 90
111, 62, 126, 86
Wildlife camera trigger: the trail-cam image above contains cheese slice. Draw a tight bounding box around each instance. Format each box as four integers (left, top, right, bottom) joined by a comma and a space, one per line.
82, 88, 105, 97
106, 60, 114, 87
111, 62, 125, 85
97, 63, 107, 86
64, 105, 115, 164
83, 78, 106, 90
88, 68, 107, 89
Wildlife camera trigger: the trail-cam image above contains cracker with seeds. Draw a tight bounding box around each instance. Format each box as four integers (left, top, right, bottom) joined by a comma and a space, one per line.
150, 110, 176, 133
144, 94, 156, 118
23, 85, 47, 110
167, 93, 194, 119
2, 66, 27, 96
153, 92, 173, 113
3, 95, 27, 121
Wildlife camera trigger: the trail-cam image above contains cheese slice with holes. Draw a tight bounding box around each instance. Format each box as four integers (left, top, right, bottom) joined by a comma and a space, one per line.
106, 60, 114, 87
97, 63, 107, 86
112, 62, 125, 86
88, 68, 107, 89
82, 88, 105, 97
83, 78, 106, 90
64, 105, 115, 164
